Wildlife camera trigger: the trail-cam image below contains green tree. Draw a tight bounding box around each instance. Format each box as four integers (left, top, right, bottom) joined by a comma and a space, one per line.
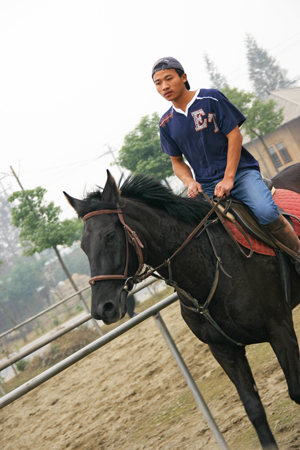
221, 86, 254, 114
8, 187, 84, 299
243, 97, 284, 172
51, 246, 89, 283
203, 53, 285, 174
1, 257, 47, 313
223, 87, 284, 173
246, 34, 297, 99
115, 113, 173, 182
0, 256, 47, 340
203, 54, 228, 90
0, 189, 22, 274
16, 358, 29, 372
243, 98, 284, 139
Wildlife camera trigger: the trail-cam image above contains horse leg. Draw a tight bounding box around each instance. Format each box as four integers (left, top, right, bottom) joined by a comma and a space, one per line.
268, 312, 300, 404
209, 343, 278, 450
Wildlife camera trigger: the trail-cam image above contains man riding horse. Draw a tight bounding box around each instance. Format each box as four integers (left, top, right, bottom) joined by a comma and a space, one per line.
152, 56, 300, 274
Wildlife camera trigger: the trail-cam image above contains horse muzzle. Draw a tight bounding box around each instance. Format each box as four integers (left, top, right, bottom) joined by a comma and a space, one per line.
91, 286, 128, 324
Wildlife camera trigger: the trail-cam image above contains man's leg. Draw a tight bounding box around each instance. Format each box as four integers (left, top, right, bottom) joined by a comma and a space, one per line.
230, 168, 279, 224
231, 169, 300, 276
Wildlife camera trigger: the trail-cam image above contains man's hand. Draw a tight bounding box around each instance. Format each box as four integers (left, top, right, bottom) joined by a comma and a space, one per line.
214, 125, 242, 198
187, 180, 202, 198
214, 178, 234, 198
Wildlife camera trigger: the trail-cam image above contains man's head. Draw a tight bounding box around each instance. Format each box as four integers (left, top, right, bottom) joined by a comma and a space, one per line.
152, 57, 190, 90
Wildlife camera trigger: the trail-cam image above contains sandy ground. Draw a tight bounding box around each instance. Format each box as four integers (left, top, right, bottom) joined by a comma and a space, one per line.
1, 300, 300, 450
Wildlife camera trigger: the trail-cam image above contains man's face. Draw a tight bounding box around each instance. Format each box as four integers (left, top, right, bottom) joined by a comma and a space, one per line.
153, 69, 187, 102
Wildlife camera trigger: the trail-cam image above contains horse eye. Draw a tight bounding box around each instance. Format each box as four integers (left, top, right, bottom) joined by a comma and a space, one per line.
107, 231, 116, 243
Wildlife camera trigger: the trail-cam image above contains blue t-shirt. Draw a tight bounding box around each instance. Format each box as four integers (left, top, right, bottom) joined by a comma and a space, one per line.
159, 88, 260, 183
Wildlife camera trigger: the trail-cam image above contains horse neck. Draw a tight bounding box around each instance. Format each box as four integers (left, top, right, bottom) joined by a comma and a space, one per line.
122, 199, 208, 274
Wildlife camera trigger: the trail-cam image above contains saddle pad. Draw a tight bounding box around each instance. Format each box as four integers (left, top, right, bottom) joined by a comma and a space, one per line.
225, 189, 300, 256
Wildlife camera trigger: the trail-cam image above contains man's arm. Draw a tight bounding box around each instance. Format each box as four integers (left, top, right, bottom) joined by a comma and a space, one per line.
170, 155, 202, 198
214, 125, 243, 198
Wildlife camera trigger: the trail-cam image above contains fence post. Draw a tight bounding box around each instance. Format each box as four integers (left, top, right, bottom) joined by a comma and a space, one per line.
153, 312, 230, 450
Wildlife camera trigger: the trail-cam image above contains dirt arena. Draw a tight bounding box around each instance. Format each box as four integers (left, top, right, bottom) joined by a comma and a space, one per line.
1, 298, 300, 450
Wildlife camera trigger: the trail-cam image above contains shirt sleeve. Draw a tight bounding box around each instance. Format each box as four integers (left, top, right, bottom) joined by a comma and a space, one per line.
159, 123, 182, 157
211, 89, 246, 136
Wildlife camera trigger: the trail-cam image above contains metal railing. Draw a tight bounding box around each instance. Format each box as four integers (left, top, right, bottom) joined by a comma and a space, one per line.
0, 278, 157, 371
0, 291, 229, 449
0, 286, 92, 339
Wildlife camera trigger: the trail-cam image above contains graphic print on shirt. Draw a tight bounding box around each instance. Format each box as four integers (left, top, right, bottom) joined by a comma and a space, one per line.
191, 109, 207, 131
191, 109, 219, 133
160, 110, 173, 128
208, 113, 219, 133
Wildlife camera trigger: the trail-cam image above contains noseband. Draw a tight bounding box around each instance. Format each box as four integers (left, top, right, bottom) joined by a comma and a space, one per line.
82, 207, 144, 291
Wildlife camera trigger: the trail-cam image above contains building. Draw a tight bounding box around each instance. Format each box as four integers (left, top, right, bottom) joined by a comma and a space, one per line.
243, 87, 300, 179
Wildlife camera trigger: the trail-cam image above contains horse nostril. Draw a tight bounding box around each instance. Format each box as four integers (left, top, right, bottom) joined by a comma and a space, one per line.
103, 302, 114, 314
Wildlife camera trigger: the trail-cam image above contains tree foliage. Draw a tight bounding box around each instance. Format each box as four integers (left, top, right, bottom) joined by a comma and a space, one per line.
8, 187, 83, 256
50, 246, 90, 283
221, 86, 254, 115
245, 34, 297, 99
1, 257, 47, 312
203, 54, 228, 90
115, 113, 173, 181
0, 256, 51, 335
202, 55, 284, 147
0, 190, 22, 273
218, 86, 284, 144
7, 187, 86, 308
243, 98, 284, 141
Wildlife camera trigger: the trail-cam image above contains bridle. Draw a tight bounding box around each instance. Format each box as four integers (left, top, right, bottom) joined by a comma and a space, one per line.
82, 195, 235, 290
82, 207, 144, 291
82, 196, 253, 346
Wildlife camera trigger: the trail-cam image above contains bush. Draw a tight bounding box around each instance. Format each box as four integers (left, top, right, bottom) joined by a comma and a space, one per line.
16, 358, 29, 372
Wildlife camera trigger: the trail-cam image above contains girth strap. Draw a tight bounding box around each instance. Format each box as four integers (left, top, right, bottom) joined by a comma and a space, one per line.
177, 261, 243, 347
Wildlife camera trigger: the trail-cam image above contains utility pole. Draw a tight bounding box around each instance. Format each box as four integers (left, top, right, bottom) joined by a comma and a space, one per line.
10, 166, 24, 190
104, 146, 123, 177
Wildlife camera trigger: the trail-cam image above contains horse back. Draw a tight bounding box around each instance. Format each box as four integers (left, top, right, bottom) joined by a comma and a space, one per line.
272, 163, 300, 194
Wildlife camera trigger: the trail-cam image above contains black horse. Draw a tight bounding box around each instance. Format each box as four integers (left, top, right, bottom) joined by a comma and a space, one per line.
64, 163, 300, 450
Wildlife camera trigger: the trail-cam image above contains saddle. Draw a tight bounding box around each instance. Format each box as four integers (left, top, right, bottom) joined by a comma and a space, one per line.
214, 181, 300, 306
216, 181, 300, 254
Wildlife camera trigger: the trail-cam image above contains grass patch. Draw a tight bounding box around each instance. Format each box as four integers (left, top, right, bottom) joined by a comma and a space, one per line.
151, 391, 194, 426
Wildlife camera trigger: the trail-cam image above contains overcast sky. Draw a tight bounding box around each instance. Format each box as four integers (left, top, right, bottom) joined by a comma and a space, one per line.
1, 0, 300, 219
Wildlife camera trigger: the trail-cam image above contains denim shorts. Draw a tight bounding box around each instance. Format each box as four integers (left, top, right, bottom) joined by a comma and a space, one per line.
201, 168, 279, 225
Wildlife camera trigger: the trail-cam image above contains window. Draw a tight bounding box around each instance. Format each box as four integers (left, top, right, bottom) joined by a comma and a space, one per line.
276, 141, 292, 165
268, 145, 282, 169
268, 141, 292, 170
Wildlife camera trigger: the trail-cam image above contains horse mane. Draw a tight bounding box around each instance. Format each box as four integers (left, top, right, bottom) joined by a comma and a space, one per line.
120, 174, 212, 224
80, 174, 212, 224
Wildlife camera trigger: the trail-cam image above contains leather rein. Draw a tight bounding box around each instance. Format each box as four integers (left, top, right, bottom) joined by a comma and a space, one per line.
83, 196, 253, 346
82, 196, 229, 289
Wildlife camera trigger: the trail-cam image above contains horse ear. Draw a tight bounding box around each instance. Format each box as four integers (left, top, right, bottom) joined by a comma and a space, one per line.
63, 192, 86, 215
101, 170, 120, 203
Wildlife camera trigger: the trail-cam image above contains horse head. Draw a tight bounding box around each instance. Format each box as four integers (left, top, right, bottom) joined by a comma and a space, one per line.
64, 171, 142, 324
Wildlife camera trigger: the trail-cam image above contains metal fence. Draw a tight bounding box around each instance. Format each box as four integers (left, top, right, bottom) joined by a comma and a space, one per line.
0, 281, 230, 450
0, 285, 100, 339
0, 278, 157, 372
